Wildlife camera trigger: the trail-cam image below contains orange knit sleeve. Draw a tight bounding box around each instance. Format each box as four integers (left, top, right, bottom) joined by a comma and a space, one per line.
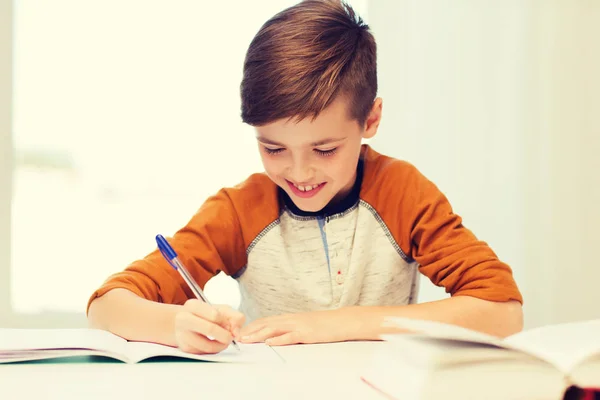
404, 166, 523, 303
86, 188, 248, 313
361, 147, 523, 304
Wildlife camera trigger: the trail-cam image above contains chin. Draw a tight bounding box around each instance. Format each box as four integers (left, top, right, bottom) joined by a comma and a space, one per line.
295, 203, 324, 212
291, 197, 331, 212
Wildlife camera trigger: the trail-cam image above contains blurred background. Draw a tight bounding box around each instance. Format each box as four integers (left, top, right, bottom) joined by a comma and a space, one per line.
1, 0, 598, 329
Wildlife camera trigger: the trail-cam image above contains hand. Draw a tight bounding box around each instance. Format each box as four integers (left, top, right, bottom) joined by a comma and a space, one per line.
239, 308, 359, 346
174, 299, 245, 354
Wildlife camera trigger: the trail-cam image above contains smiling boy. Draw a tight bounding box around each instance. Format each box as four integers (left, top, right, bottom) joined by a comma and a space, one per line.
87, 0, 523, 354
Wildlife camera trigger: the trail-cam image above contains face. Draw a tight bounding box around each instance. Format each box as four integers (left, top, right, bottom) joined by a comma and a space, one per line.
255, 96, 383, 212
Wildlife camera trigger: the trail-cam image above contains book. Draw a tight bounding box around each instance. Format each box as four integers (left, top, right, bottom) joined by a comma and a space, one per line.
361, 318, 600, 400
0, 328, 283, 364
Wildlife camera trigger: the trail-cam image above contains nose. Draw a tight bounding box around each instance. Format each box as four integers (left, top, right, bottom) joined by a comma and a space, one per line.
288, 155, 315, 184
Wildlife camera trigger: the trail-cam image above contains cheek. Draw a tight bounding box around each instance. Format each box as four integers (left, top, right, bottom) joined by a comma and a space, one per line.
328, 153, 357, 181
260, 156, 284, 179
329, 164, 353, 184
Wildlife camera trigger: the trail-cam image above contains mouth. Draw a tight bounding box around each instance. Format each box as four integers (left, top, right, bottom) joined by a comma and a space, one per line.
286, 180, 327, 199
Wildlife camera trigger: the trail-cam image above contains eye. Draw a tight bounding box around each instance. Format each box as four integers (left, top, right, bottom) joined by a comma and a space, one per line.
314, 148, 337, 157
263, 146, 284, 155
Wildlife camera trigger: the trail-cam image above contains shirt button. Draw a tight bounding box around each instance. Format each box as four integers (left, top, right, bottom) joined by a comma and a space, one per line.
335, 274, 344, 285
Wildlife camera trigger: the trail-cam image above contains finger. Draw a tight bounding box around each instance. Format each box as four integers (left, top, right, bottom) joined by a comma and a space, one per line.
214, 305, 246, 336
176, 312, 233, 345
183, 299, 228, 327
241, 326, 284, 343
240, 313, 293, 332
177, 330, 228, 355
265, 332, 300, 346
239, 319, 269, 338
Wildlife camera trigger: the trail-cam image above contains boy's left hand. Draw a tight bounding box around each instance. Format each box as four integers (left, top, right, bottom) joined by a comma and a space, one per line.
238, 308, 361, 346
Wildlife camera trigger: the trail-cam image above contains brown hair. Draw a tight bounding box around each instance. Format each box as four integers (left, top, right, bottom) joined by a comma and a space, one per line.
240, 0, 377, 127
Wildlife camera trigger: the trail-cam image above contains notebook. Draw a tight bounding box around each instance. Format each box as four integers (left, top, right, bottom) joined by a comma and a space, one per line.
361, 318, 600, 400
0, 328, 283, 364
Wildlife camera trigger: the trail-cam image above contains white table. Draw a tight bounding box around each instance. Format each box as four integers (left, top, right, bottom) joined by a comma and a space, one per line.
0, 341, 389, 400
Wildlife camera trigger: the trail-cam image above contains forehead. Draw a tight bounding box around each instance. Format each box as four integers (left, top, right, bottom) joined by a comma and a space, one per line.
255, 96, 360, 146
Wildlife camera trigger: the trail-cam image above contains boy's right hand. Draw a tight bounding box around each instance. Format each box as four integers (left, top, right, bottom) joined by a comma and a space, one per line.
174, 299, 245, 354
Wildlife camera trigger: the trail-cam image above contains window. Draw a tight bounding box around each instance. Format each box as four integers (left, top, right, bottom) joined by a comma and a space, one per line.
5, 0, 369, 325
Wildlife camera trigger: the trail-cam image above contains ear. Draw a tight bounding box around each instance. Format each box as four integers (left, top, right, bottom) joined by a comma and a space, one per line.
363, 97, 383, 139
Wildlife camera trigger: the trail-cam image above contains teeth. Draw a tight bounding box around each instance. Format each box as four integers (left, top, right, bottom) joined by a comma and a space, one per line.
294, 183, 320, 192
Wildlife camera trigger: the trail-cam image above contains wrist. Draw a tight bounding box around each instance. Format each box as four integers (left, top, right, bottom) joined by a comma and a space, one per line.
158, 303, 182, 347
335, 306, 386, 341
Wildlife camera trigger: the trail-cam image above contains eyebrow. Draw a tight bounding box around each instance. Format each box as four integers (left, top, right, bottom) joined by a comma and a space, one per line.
256, 137, 346, 147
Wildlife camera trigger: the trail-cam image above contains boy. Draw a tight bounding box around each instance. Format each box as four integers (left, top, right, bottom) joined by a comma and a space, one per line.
87, 0, 523, 355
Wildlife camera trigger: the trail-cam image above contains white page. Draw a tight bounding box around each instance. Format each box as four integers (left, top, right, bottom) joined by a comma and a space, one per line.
383, 317, 506, 346
382, 317, 600, 372
124, 341, 283, 364
505, 319, 600, 373
379, 333, 537, 369
0, 328, 127, 355
381, 317, 561, 366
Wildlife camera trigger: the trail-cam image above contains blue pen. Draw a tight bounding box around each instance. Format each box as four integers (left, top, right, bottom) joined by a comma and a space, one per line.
155, 234, 241, 351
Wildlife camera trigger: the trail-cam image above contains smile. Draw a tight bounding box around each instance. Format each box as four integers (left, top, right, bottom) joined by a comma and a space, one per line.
286, 180, 326, 198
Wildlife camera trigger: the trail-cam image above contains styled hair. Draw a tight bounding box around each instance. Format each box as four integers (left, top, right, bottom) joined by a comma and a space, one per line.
240, 0, 377, 126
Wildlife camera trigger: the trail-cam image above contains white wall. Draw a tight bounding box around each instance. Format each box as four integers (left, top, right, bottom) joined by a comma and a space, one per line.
522, 0, 600, 326
368, 0, 600, 329
0, 0, 12, 322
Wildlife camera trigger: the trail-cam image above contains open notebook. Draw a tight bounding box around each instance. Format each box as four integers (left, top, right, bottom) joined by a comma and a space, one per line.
362, 318, 600, 400
0, 328, 283, 364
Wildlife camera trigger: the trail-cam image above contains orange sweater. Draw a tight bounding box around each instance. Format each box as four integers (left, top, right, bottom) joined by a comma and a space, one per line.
88, 145, 522, 321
